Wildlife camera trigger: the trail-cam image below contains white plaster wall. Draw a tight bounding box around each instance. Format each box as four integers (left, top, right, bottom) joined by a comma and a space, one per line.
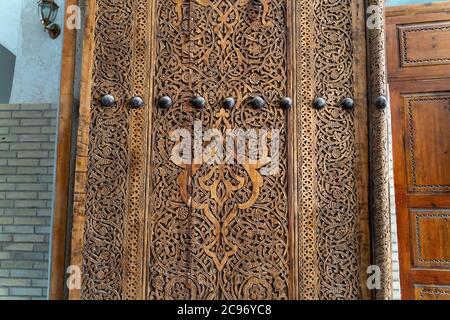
3, 0, 65, 104
0, 1, 22, 55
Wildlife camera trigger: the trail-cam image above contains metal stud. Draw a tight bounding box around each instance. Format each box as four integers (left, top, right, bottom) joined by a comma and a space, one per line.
280, 97, 292, 110
192, 96, 206, 110
341, 97, 355, 110
223, 97, 236, 109
249, 96, 266, 109
158, 96, 172, 109
312, 97, 327, 110
376, 95, 388, 109
130, 96, 144, 109
101, 94, 115, 107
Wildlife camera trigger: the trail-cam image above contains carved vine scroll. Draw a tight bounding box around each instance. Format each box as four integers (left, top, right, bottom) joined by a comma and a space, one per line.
75, 0, 378, 300
367, 0, 393, 300
80, 0, 150, 299
294, 0, 319, 300
81, 0, 133, 299
148, 0, 290, 300
312, 0, 361, 300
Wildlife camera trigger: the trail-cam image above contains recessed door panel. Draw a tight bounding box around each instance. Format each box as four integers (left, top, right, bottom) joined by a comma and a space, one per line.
404, 93, 450, 192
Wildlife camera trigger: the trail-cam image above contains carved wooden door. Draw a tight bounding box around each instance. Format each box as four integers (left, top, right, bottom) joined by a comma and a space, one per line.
148, 0, 292, 300
71, 0, 378, 301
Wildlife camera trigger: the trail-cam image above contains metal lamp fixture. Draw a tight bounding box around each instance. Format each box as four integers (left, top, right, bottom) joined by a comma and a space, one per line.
38, 0, 61, 39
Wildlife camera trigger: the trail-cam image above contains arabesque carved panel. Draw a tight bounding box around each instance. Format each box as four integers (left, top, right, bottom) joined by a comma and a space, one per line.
313, 0, 361, 299
76, 0, 370, 300
148, 0, 290, 300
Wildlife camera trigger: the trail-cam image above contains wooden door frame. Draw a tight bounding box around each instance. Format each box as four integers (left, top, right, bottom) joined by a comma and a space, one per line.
49, 0, 96, 300
50, 0, 392, 300
366, 0, 393, 300
48, 0, 82, 300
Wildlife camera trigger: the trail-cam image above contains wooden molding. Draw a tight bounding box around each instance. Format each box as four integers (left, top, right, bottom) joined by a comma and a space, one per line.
48, 0, 78, 300
366, 0, 393, 300
67, 0, 96, 301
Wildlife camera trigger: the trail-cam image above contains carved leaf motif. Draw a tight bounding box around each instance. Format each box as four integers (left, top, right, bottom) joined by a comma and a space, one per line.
148, 0, 289, 300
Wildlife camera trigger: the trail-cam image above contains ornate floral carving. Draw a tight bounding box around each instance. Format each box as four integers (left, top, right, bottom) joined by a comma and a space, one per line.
81, 0, 135, 300
80, 0, 151, 300
124, 0, 151, 300
295, 0, 319, 299
148, 1, 193, 300
243, 278, 273, 300
148, 0, 289, 300
79, 0, 373, 301
367, 0, 393, 300
313, 0, 361, 299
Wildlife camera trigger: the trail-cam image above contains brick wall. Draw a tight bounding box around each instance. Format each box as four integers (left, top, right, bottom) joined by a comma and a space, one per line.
0, 104, 56, 300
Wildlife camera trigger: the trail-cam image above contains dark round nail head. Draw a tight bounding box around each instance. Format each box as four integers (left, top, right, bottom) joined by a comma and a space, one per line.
101, 95, 115, 107
376, 95, 388, 109
280, 97, 292, 110
341, 97, 355, 110
192, 96, 206, 110
249, 96, 266, 109
223, 97, 236, 109
312, 97, 327, 110
158, 96, 173, 109
130, 96, 144, 108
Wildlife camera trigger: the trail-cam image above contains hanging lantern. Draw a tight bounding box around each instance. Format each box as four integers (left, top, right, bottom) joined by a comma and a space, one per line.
38, 0, 61, 39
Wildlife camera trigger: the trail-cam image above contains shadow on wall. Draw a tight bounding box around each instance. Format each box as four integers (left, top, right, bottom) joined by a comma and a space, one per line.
0, 45, 15, 103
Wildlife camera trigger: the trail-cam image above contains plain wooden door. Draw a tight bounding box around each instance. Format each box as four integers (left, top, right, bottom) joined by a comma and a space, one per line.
387, 3, 450, 300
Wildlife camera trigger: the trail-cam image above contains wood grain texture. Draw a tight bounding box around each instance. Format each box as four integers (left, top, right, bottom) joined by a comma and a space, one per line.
410, 210, 450, 268
69, 0, 95, 301
49, 0, 79, 300
386, 4, 450, 81
404, 95, 450, 192
387, 3, 450, 300
389, 77, 450, 299
399, 22, 450, 67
